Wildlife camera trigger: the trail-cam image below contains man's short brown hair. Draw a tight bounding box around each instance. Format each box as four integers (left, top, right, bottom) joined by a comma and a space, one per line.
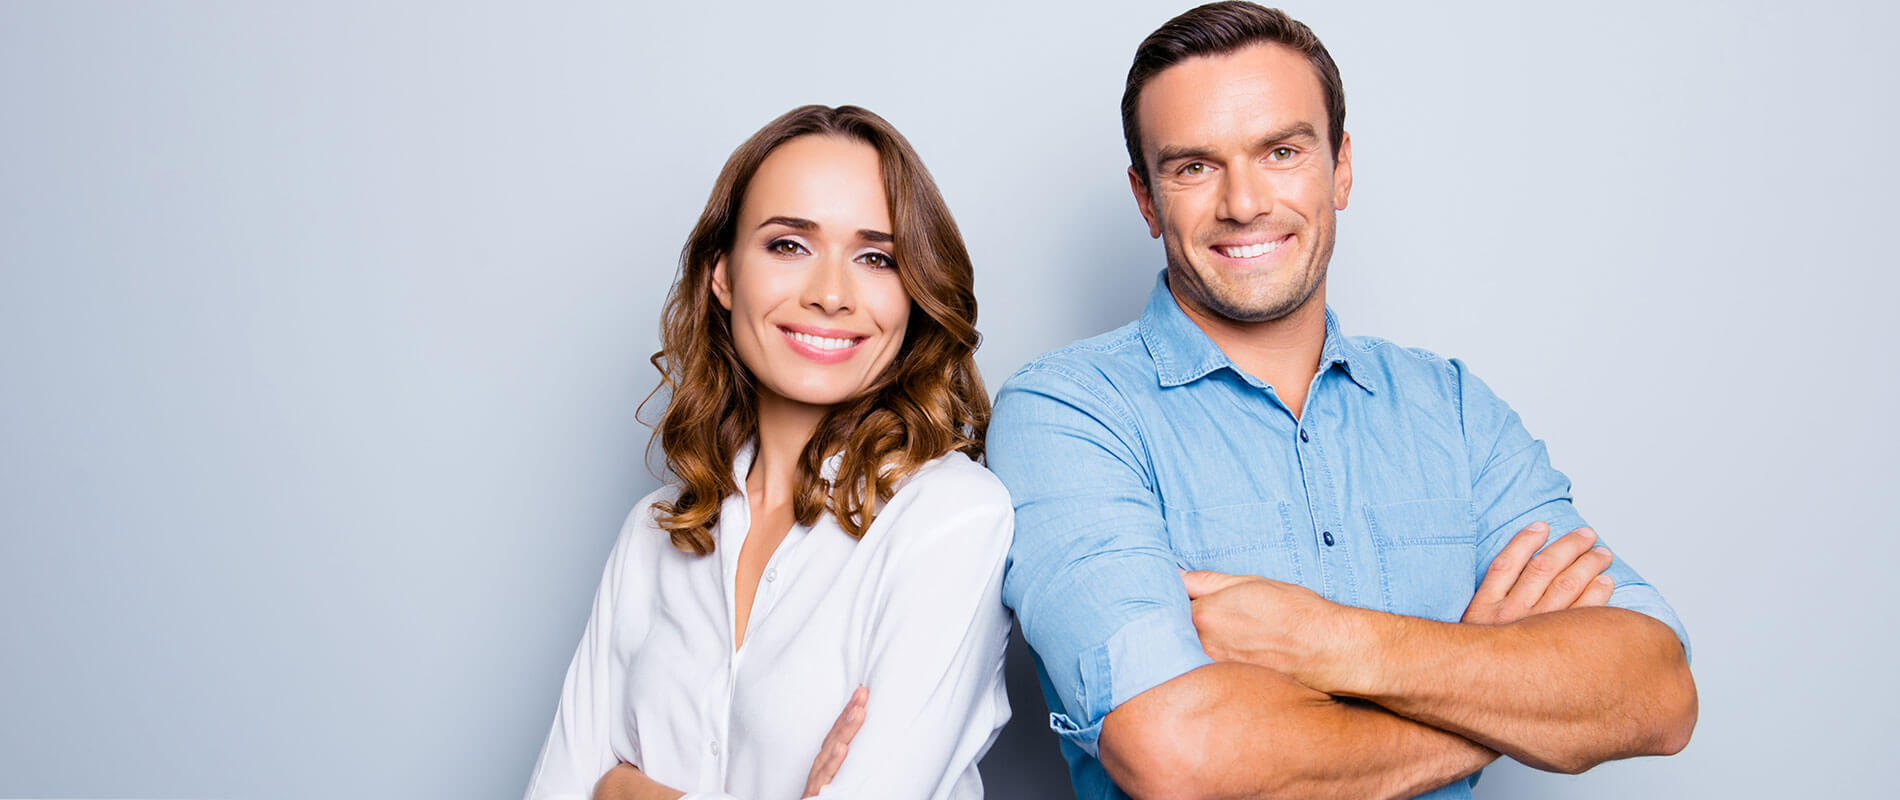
1122, 2, 1346, 183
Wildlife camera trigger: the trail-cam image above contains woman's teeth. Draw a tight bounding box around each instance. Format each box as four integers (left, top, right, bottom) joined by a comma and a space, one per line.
789, 331, 858, 351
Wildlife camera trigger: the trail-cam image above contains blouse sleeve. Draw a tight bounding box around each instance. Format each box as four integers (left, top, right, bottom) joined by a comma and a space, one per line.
523, 508, 649, 800
810, 461, 1016, 799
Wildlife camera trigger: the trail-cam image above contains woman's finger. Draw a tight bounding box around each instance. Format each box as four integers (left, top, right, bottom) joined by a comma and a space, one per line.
835, 687, 869, 745
803, 687, 869, 797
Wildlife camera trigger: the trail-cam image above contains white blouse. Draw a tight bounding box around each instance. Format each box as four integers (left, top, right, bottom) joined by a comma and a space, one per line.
524, 447, 1015, 800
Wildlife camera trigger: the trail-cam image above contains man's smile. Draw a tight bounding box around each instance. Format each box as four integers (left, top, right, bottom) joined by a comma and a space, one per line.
1211, 233, 1293, 262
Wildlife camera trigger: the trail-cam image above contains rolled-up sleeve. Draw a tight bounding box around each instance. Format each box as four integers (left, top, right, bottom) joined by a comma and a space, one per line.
988, 364, 1213, 757
1455, 358, 1692, 661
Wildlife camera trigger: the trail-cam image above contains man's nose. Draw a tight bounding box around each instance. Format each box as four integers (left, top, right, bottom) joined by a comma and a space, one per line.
1217, 164, 1268, 225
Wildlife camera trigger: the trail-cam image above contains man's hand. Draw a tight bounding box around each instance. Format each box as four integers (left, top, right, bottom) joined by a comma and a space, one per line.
801, 685, 868, 798
1182, 570, 1364, 691
1462, 522, 1615, 625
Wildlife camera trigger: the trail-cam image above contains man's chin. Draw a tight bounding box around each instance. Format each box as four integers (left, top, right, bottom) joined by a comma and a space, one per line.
1197, 278, 1307, 323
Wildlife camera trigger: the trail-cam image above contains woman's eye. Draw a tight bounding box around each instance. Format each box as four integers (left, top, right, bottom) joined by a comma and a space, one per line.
768, 239, 806, 256
859, 251, 896, 270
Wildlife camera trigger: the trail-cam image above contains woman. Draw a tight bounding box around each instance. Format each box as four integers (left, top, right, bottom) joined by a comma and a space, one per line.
524, 105, 1012, 800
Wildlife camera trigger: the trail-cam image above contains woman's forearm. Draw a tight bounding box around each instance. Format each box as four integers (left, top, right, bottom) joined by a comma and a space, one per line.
592, 763, 685, 800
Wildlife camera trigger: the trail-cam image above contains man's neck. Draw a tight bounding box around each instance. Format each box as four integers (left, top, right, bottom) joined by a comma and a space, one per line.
1171, 278, 1329, 419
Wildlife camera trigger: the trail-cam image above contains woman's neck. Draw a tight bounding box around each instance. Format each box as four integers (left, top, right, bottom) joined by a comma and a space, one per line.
746, 390, 827, 508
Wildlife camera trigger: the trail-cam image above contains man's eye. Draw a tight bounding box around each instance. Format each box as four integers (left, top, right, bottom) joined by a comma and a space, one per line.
1270, 147, 1295, 161
1182, 162, 1208, 175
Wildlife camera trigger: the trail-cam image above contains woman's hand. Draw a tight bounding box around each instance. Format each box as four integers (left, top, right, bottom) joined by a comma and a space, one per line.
801, 686, 869, 798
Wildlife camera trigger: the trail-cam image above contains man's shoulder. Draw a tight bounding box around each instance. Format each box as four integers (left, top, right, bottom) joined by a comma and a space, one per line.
998, 321, 1153, 394
1336, 329, 1472, 396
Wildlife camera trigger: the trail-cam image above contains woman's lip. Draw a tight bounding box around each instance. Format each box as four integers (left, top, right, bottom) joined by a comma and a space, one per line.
778, 323, 866, 339
779, 326, 864, 364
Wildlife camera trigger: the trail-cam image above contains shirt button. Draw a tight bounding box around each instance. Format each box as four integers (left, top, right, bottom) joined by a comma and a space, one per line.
1322, 531, 1335, 546
1299, 429, 1310, 442
764, 567, 778, 582
710, 739, 721, 756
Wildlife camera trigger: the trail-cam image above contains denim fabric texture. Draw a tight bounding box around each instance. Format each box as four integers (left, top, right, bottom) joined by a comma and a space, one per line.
987, 271, 1689, 800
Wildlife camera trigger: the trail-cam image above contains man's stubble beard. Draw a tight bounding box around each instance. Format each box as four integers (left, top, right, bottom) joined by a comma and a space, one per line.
1164, 212, 1337, 325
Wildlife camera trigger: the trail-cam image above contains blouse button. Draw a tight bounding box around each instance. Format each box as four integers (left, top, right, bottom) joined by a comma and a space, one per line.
764, 567, 778, 582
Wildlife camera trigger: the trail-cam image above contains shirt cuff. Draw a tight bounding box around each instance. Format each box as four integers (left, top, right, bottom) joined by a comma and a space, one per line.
1608, 582, 1693, 664
1050, 603, 1214, 758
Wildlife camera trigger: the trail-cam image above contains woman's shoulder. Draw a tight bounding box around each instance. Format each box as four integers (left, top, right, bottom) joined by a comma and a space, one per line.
603, 483, 687, 563
890, 450, 1012, 514
870, 452, 1013, 553
611, 484, 675, 536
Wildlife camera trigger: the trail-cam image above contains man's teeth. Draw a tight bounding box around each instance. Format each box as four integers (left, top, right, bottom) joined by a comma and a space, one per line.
1219, 239, 1283, 259
789, 331, 858, 351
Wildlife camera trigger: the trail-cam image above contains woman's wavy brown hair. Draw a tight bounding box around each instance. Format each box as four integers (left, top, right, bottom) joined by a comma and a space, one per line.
646, 105, 988, 555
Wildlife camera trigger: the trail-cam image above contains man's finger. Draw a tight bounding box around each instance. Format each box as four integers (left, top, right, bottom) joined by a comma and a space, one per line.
1181, 569, 1251, 598
1531, 545, 1614, 614
1501, 526, 1597, 614
1576, 573, 1615, 607
1469, 521, 1548, 613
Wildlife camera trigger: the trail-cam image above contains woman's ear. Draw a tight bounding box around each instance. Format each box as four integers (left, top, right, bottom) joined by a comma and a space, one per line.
710, 254, 733, 310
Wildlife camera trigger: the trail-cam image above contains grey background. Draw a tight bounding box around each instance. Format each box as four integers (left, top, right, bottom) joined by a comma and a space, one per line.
2, 0, 1894, 797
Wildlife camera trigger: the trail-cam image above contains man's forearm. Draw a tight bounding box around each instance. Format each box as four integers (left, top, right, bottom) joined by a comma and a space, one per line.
1329, 606, 1697, 773
1100, 662, 1496, 800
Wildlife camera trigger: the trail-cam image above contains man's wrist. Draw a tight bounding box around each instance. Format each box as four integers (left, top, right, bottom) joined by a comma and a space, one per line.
1311, 603, 1392, 696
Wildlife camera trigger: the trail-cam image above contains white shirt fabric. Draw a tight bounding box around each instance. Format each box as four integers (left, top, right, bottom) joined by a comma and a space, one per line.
524, 446, 1014, 800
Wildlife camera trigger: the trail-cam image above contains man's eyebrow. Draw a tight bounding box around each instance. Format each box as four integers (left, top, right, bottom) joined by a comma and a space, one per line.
1256, 122, 1320, 148
1154, 144, 1215, 167
758, 216, 818, 231
1154, 123, 1324, 168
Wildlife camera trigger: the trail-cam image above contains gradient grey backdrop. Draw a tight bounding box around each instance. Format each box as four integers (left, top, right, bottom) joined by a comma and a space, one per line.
3, 1, 1895, 797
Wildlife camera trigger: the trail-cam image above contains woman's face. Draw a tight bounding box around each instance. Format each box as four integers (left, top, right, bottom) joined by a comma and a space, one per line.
713, 135, 911, 410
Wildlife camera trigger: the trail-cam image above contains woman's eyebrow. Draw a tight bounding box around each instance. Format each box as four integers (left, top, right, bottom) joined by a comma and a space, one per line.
758, 215, 818, 231
758, 216, 889, 244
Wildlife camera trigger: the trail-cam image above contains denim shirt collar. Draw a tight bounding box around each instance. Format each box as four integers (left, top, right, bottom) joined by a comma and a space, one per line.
1136, 270, 1379, 394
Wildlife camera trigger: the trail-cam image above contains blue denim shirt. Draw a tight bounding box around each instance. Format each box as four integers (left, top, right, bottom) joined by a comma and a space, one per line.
987, 272, 1689, 800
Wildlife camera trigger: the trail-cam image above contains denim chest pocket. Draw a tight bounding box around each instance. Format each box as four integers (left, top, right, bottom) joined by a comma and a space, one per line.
1167, 501, 1302, 585
1364, 498, 1477, 622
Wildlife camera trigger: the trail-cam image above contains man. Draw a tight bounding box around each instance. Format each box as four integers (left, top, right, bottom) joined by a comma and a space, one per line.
985, 3, 1697, 799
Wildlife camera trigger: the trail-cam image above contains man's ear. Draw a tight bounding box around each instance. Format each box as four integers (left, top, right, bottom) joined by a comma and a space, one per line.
1128, 166, 1162, 239
710, 254, 733, 310
1333, 131, 1354, 211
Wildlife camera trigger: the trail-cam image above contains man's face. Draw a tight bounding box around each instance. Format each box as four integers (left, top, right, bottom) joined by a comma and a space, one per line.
1130, 43, 1353, 324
